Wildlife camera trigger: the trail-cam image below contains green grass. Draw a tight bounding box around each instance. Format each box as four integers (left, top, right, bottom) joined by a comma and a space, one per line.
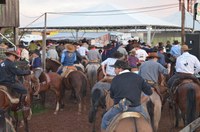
31, 104, 48, 115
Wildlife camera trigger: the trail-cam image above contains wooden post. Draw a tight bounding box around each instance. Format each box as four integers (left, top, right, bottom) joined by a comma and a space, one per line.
181, 0, 185, 45
42, 12, 47, 71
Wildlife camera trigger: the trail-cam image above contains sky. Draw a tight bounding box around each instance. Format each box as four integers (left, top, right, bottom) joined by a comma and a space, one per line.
19, 0, 180, 27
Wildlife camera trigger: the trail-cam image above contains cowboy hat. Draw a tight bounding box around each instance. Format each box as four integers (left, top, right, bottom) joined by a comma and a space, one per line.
146, 52, 160, 59
110, 60, 131, 69
65, 44, 75, 52
5, 51, 20, 59
32, 50, 41, 56
112, 51, 123, 58
181, 44, 191, 51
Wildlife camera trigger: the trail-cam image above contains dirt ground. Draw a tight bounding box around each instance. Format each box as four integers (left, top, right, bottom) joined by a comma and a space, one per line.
22, 90, 189, 132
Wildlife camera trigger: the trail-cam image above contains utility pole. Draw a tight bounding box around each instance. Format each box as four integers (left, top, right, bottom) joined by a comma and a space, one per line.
181, 0, 185, 45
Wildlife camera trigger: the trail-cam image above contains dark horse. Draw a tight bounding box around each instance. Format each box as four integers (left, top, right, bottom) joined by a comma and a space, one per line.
173, 78, 200, 127
88, 81, 111, 132
61, 70, 89, 114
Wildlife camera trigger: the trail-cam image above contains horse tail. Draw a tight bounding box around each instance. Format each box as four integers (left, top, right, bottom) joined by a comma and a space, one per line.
146, 99, 155, 131
88, 89, 101, 123
81, 75, 87, 97
186, 86, 196, 124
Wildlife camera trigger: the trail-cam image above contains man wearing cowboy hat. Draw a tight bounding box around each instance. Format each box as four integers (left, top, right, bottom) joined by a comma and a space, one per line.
101, 60, 152, 132
167, 44, 200, 91
169, 40, 181, 58
0, 51, 31, 108
30, 49, 42, 95
58, 44, 77, 76
139, 52, 168, 88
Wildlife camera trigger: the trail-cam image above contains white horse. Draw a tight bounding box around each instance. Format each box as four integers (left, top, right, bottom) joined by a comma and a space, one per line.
86, 63, 100, 88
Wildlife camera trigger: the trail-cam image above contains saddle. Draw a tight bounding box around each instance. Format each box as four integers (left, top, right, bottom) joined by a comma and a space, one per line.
0, 86, 19, 104
171, 75, 200, 94
107, 112, 141, 132
61, 66, 77, 78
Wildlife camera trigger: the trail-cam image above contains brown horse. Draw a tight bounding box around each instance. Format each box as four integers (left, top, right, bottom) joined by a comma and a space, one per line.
97, 66, 104, 81
61, 70, 89, 114
46, 58, 61, 72
104, 90, 153, 132
35, 72, 62, 115
172, 78, 200, 127
0, 74, 39, 132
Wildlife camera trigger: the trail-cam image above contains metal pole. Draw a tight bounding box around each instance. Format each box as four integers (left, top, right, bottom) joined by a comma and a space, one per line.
147, 26, 152, 46
42, 12, 47, 71
181, 0, 185, 45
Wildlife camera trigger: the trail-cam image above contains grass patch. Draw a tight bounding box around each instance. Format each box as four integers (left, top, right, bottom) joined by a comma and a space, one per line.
31, 104, 48, 115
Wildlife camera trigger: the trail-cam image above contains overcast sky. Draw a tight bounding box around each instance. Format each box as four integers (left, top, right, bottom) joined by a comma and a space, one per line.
20, 0, 180, 27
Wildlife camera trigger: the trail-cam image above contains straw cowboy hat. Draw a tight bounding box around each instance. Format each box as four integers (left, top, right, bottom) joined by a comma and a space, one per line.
181, 44, 191, 51
146, 52, 160, 59
65, 44, 75, 52
5, 51, 20, 59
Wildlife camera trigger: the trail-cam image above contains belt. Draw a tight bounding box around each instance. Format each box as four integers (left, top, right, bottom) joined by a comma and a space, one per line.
176, 72, 193, 76
145, 80, 155, 84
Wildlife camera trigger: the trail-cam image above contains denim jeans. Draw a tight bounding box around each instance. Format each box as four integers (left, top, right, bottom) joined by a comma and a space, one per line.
101, 98, 147, 130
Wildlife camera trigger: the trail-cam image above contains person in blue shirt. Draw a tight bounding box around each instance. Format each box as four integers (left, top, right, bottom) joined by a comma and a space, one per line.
30, 50, 42, 95
169, 40, 181, 58
58, 44, 77, 76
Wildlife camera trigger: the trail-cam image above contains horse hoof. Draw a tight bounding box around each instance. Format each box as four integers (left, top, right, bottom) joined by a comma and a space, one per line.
54, 111, 58, 115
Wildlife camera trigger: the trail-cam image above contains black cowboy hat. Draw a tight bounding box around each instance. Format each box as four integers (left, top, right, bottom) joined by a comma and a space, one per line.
112, 51, 123, 58
32, 50, 41, 56
110, 60, 131, 69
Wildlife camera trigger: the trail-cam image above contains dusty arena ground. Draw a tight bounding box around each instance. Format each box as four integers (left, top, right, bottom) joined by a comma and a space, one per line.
19, 90, 190, 132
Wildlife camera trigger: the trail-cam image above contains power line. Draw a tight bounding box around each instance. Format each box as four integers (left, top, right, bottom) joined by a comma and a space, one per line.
47, 3, 179, 14
47, 5, 178, 16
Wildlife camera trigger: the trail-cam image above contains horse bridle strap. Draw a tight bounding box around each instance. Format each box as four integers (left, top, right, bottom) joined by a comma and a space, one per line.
108, 112, 141, 132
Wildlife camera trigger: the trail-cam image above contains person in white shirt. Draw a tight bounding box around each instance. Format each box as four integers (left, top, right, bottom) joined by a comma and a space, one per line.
20, 45, 29, 63
77, 43, 89, 58
167, 44, 200, 90
47, 44, 59, 61
134, 44, 148, 63
101, 51, 123, 80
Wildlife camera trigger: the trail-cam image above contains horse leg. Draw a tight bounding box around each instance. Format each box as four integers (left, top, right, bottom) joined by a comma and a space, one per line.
22, 109, 29, 132
13, 111, 19, 131
53, 89, 60, 115
60, 85, 66, 110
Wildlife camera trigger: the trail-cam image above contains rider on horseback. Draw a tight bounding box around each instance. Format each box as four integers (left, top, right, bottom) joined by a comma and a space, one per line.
58, 44, 77, 77
30, 50, 42, 95
139, 52, 169, 92
0, 51, 31, 110
101, 60, 153, 132
167, 44, 200, 93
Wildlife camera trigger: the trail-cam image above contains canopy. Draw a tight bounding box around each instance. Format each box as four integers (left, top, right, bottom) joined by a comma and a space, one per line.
20, 4, 179, 30
164, 11, 200, 31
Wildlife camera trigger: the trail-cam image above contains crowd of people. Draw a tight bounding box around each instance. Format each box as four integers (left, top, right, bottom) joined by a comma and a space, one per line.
1, 37, 200, 131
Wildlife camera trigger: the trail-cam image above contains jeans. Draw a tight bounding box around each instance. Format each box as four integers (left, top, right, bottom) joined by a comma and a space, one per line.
101, 98, 147, 130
